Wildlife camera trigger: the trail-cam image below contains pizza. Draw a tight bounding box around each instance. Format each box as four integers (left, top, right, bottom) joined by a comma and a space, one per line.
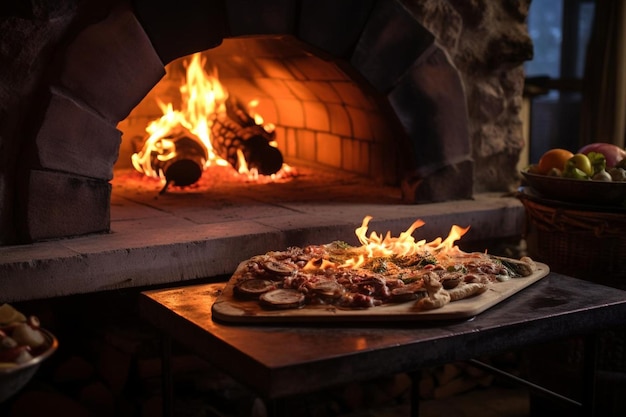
227, 217, 538, 311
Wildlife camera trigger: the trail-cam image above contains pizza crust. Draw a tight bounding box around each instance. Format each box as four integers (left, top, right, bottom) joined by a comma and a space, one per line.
417, 272, 451, 310
447, 282, 488, 301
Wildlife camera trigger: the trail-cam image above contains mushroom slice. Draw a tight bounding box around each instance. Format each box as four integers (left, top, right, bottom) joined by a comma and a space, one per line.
309, 280, 344, 300
259, 289, 306, 309
234, 279, 276, 299
263, 261, 295, 277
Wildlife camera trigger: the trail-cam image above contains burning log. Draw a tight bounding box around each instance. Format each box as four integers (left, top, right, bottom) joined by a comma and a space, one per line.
210, 97, 283, 176
149, 135, 207, 193
132, 53, 286, 189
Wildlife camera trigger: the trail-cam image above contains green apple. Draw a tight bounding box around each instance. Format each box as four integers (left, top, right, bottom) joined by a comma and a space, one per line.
566, 154, 593, 176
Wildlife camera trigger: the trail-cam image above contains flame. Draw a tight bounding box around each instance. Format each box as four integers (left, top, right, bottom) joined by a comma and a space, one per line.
428, 224, 470, 253
303, 258, 337, 271
354, 215, 428, 259
334, 216, 470, 269
355, 216, 470, 257
131, 52, 290, 182
132, 54, 227, 179
248, 99, 275, 133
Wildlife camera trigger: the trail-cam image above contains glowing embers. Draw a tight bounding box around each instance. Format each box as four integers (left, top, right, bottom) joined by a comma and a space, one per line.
131, 53, 293, 192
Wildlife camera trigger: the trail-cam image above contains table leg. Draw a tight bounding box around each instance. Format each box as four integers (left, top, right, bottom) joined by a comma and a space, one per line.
581, 334, 598, 417
161, 334, 173, 417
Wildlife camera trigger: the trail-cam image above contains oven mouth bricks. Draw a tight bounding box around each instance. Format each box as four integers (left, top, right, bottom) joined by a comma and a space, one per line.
1, 0, 533, 245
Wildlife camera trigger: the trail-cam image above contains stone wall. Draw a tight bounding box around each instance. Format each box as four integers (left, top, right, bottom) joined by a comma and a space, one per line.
404, 0, 532, 192
0, 3, 79, 244
0, 0, 532, 245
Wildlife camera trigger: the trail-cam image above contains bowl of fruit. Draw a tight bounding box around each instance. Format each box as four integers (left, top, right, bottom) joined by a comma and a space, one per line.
522, 143, 626, 207
0, 304, 58, 403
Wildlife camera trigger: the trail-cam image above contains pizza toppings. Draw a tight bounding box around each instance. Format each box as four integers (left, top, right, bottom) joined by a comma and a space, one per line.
416, 272, 451, 310
308, 279, 345, 301
230, 246, 534, 311
263, 260, 296, 277
233, 279, 276, 299
228, 217, 538, 312
259, 289, 306, 309
389, 283, 427, 303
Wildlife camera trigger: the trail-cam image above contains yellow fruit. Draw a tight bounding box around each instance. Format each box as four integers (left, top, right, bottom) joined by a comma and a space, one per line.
537, 149, 574, 174
567, 154, 593, 176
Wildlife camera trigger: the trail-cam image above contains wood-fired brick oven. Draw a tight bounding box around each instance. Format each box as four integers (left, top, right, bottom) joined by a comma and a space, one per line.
117, 37, 415, 191
0, 0, 532, 245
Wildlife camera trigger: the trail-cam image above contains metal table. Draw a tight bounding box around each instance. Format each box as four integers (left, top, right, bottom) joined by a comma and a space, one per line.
140, 273, 626, 417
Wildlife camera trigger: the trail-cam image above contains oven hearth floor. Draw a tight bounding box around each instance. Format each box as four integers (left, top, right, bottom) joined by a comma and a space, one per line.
0, 168, 526, 302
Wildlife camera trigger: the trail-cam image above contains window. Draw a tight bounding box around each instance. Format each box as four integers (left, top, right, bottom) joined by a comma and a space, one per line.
524, 0, 595, 161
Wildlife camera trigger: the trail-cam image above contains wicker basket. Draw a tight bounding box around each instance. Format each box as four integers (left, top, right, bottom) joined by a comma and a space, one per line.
518, 190, 626, 373
518, 192, 626, 290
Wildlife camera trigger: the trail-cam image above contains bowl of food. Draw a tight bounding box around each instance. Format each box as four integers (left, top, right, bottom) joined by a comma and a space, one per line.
521, 171, 626, 207
0, 305, 58, 403
523, 144, 626, 207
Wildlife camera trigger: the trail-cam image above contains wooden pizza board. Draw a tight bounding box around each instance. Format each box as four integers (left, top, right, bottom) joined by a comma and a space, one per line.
211, 261, 550, 324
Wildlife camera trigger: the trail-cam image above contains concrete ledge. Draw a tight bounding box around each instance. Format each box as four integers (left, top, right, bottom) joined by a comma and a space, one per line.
0, 193, 524, 302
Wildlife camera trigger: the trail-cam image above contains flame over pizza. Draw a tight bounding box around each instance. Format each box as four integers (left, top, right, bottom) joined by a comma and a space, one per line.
230, 217, 537, 310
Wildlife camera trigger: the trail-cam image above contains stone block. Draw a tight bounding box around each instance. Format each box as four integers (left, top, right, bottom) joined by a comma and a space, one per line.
302, 101, 330, 131
58, 3, 165, 123
284, 127, 297, 157
326, 103, 352, 137
284, 80, 318, 101
345, 106, 373, 140
255, 78, 296, 99
342, 138, 371, 176
256, 58, 294, 79
274, 98, 304, 127
402, 159, 474, 203
316, 132, 342, 168
305, 81, 343, 103
222, 78, 267, 101
470, 80, 506, 122
36, 89, 121, 181
351, 0, 434, 93
297, 0, 376, 58
387, 45, 470, 178
357, 140, 372, 176
295, 129, 315, 161
485, 33, 533, 69
22, 170, 111, 242
288, 56, 347, 81
225, 0, 296, 36
332, 81, 376, 110
132, 0, 227, 64
251, 100, 278, 129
